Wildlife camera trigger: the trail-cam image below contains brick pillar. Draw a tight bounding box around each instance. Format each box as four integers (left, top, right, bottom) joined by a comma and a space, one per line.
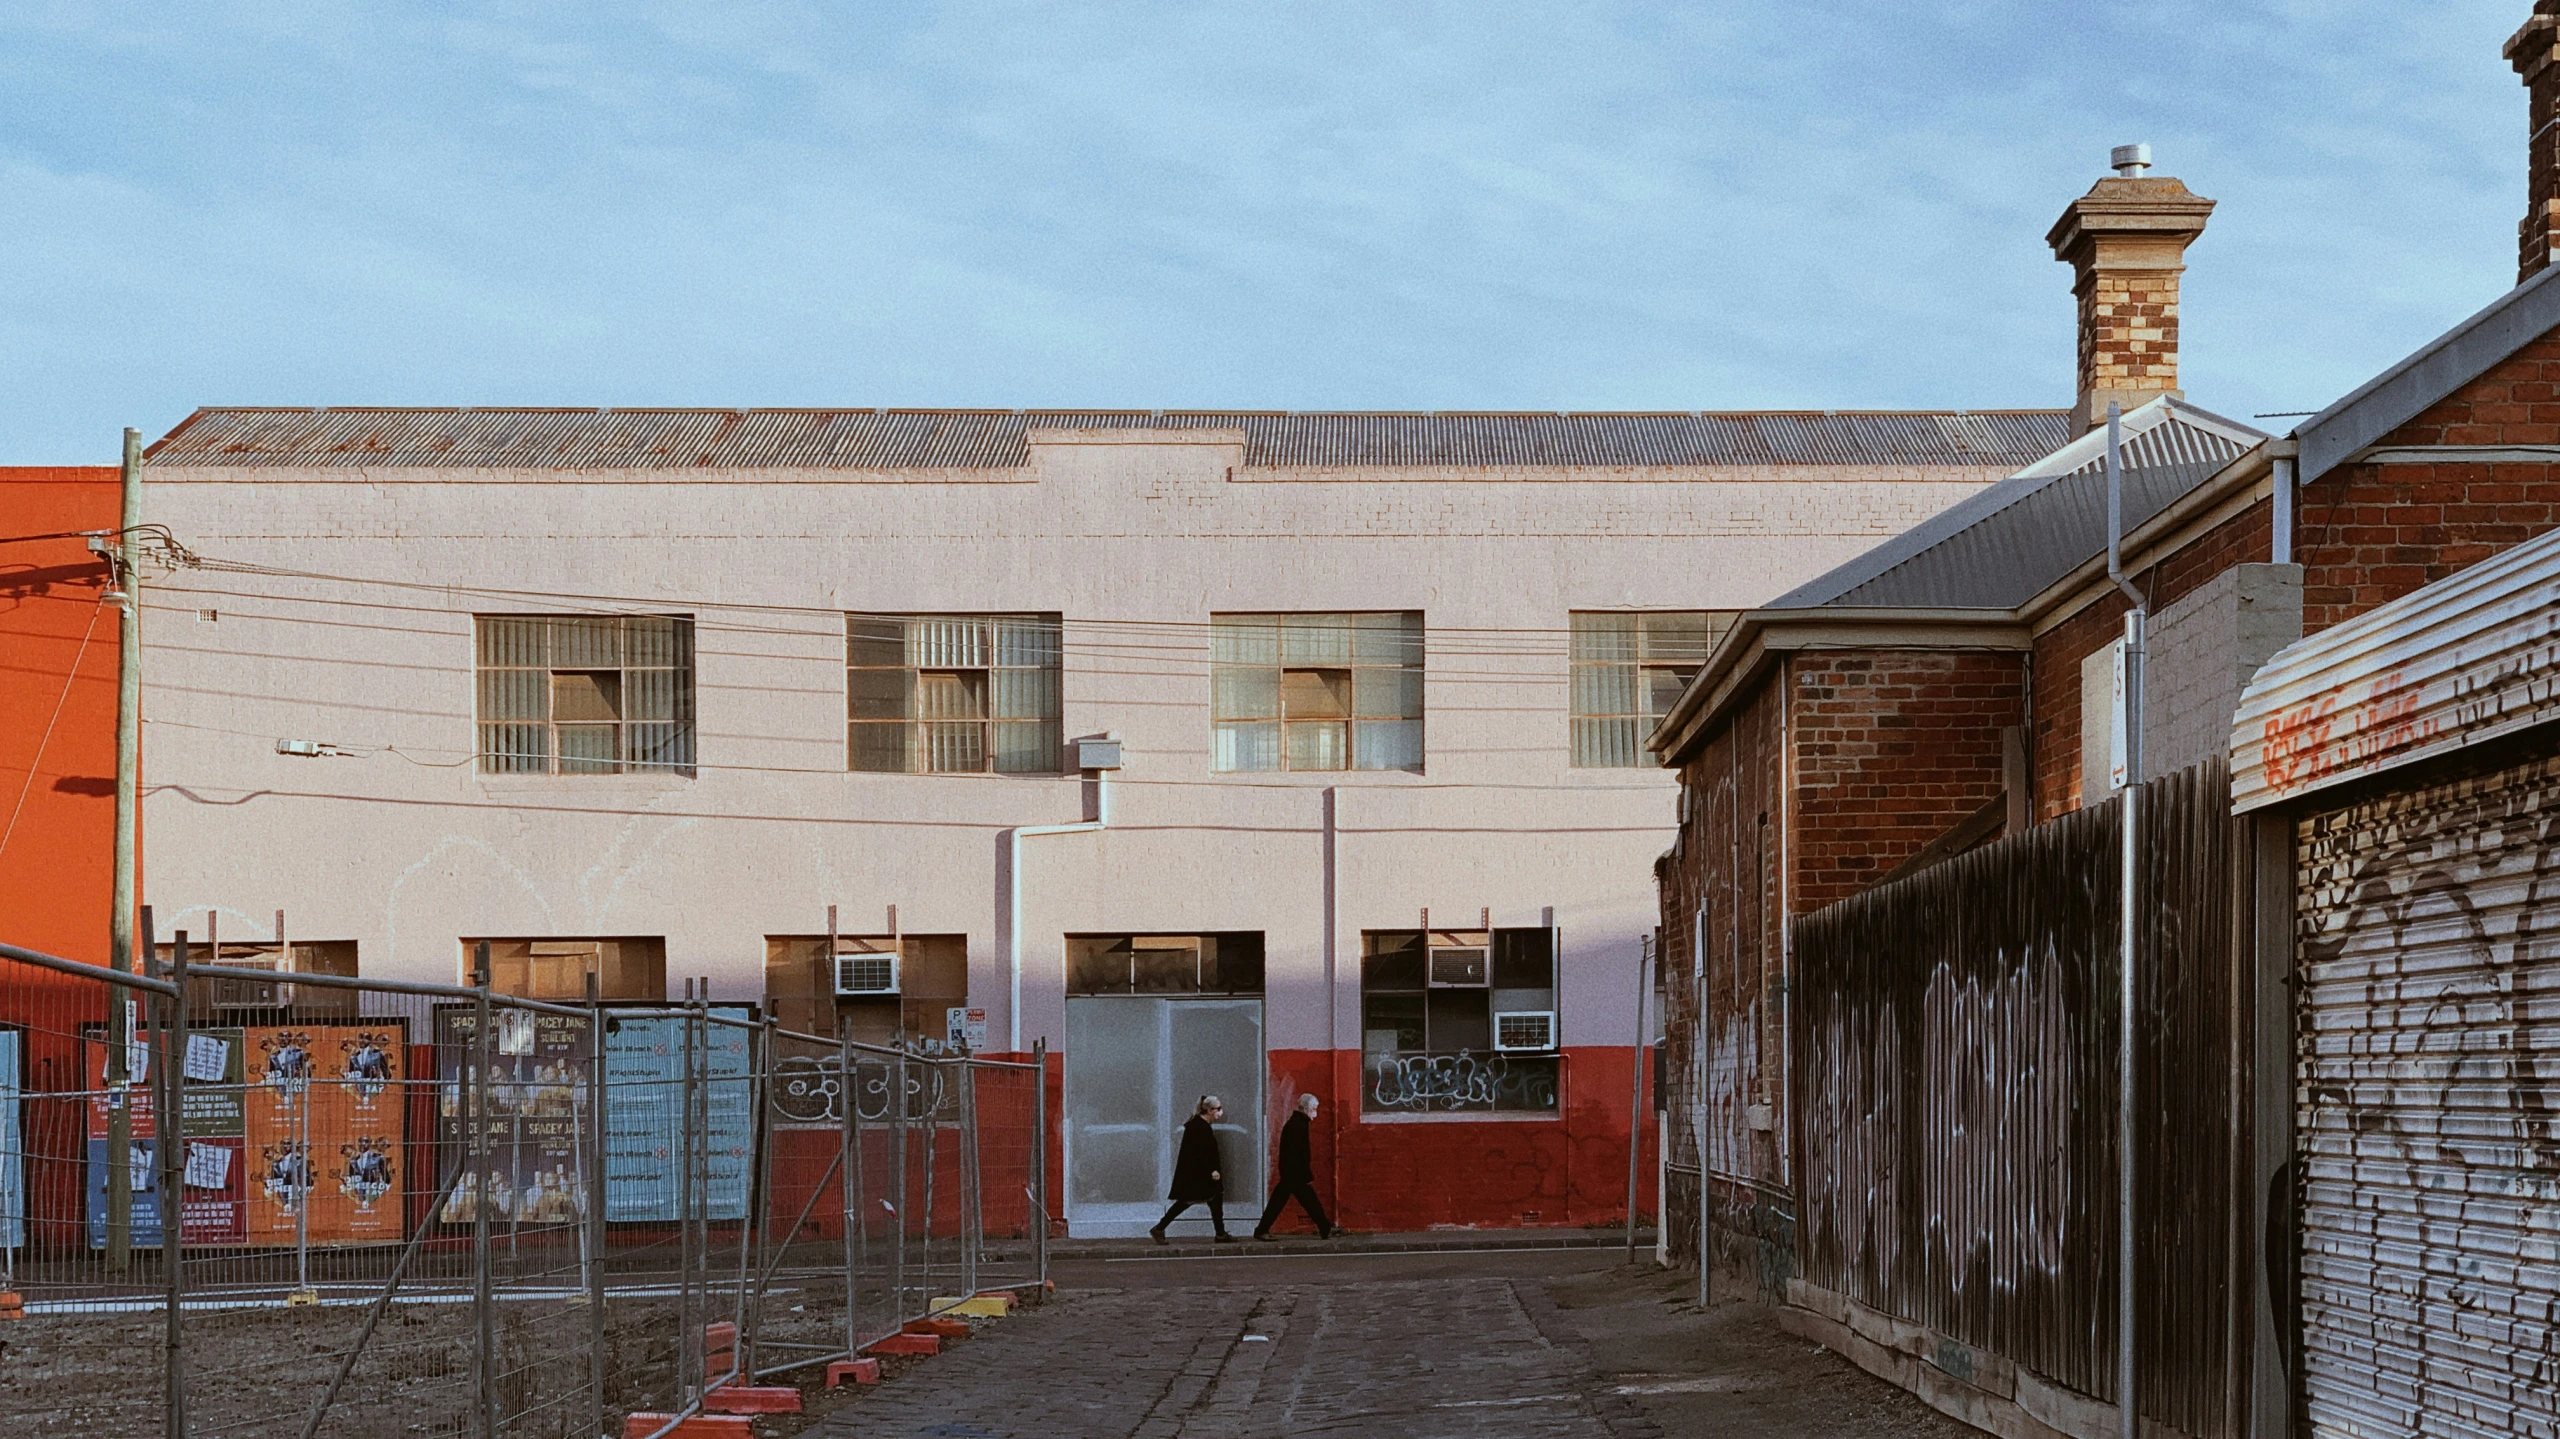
2508, 2, 2560, 283
2045, 163, 2216, 432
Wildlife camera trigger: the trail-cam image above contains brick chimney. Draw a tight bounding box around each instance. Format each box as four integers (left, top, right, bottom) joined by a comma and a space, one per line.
2046, 146, 2217, 431
2509, 2, 2560, 282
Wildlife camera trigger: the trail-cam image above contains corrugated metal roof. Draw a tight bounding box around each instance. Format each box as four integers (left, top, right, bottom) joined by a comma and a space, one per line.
146, 407, 2072, 470
1769, 399, 2267, 610
2229, 519, 2560, 813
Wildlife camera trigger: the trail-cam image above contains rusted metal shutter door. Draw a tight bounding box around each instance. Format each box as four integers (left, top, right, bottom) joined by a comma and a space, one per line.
2294, 747, 2560, 1438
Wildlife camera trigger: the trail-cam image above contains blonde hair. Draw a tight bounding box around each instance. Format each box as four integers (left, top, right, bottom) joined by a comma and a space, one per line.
1196, 1094, 1223, 1116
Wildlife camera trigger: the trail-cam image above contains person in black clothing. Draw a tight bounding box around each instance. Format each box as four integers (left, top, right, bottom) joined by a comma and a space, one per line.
1254, 1092, 1334, 1240
1149, 1095, 1236, 1244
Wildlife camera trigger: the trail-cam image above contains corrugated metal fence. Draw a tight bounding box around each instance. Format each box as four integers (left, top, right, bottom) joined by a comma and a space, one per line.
1792, 759, 2247, 1436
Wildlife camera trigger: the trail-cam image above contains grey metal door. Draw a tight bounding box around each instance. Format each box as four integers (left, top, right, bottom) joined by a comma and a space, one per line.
2294, 747, 2560, 1437
1064, 997, 1263, 1237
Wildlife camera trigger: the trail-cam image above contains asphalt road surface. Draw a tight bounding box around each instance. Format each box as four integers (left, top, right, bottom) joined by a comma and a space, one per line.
806, 1246, 1973, 1439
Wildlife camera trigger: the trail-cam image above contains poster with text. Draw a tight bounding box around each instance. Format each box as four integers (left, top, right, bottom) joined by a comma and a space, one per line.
0, 1029, 20, 1250
239, 1022, 408, 1245
84, 1023, 249, 1247
603, 1008, 752, 1223
434, 1006, 592, 1229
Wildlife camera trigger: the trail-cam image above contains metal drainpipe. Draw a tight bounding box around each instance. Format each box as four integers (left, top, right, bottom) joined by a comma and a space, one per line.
2271, 451, 2297, 565
1008, 772, 1108, 1054
2105, 401, 2145, 1439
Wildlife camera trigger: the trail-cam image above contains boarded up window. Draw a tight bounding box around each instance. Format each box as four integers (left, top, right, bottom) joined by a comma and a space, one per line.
462, 937, 667, 1001
1569, 611, 1729, 767
1211, 613, 1423, 772
475, 615, 695, 775
847, 615, 1062, 774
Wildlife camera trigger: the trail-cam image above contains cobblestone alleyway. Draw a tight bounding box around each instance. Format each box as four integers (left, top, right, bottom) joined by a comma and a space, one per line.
808, 1248, 1972, 1439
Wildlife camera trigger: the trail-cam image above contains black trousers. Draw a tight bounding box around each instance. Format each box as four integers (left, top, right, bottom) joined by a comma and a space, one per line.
1254, 1179, 1332, 1237
1154, 1197, 1228, 1235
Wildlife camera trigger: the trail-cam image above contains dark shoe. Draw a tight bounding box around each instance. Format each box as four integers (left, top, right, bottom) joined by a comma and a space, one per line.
1214, 1233, 1239, 1244
1253, 1233, 1274, 1242
1149, 1226, 1168, 1246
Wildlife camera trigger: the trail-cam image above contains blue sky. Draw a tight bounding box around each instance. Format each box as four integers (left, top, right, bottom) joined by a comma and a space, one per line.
0, 2, 2531, 462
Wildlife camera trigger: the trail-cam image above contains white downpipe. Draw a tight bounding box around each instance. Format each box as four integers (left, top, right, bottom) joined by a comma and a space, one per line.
1008, 776, 1108, 1054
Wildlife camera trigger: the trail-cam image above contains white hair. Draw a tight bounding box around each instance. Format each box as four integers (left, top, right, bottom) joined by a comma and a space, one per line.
1297, 1093, 1321, 1113
1196, 1094, 1223, 1116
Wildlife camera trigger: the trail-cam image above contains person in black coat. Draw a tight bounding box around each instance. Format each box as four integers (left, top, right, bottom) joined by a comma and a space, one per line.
1253, 1092, 1335, 1240
1149, 1095, 1236, 1243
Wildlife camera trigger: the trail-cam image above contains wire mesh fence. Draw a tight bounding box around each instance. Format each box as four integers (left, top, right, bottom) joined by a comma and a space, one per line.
0, 926, 1047, 1438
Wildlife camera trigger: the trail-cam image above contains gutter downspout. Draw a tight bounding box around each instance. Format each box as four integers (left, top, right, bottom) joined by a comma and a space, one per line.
2106, 401, 2145, 1439
1007, 772, 1108, 1055
2269, 442, 2297, 566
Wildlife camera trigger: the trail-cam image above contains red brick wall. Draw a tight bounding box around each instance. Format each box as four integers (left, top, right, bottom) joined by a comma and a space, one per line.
1788, 650, 2025, 912
2298, 337, 2560, 630
2029, 497, 2272, 821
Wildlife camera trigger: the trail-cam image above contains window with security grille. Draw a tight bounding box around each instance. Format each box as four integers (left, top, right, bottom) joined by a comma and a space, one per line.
847, 614, 1063, 774
1359, 927, 1559, 1113
1211, 612, 1423, 772
1569, 611, 1731, 767
476, 616, 695, 775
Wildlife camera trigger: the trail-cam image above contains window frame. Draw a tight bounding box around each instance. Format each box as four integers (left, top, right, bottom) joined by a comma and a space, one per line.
1210, 612, 1424, 774
1567, 610, 1731, 768
846, 613, 1065, 776
474, 615, 696, 776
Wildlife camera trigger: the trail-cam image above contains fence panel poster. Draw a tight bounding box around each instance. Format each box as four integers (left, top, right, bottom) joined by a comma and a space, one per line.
240, 1023, 408, 1245
604, 1008, 752, 1222
1, 1029, 20, 1250
85, 1023, 248, 1248
434, 1006, 593, 1228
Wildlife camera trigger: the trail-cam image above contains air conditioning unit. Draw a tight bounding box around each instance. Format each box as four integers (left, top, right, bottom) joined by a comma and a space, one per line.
1427, 946, 1488, 987
834, 951, 900, 997
1494, 1011, 1556, 1053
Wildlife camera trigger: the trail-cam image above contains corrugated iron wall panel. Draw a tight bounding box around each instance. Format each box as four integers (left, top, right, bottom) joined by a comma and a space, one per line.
1792, 760, 2244, 1434
148, 407, 2073, 471
2293, 746, 2560, 1439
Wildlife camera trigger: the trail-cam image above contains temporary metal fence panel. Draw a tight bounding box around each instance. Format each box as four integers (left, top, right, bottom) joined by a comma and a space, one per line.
1790, 758, 2248, 1436
0, 937, 1043, 1437
2292, 744, 2560, 1438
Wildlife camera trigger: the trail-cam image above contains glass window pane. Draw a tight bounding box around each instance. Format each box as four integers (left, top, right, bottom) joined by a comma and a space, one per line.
908, 617, 988, 668
1572, 663, 1639, 720
1280, 614, 1353, 666
991, 665, 1059, 722
915, 671, 987, 720
625, 668, 679, 722
1212, 666, 1278, 722
627, 722, 692, 770
478, 616, 547, 668
551, 671, 622, 723
992, 616, 1060, 668
1640, 611, 1714, 665
1286, 719, 1348, 771
992, 721, 1059, 774
1211, 616, 1277, 667
850, 721, 913, 773
920, 720, 987, 773
551, 617, 621, 668
850, 667, 912, 721
479, 667, 545, 724
1352, 719, 1423, 772
1362, 993, 1427, 1054
480, 723, 547, 773
557, 725, 619, 774
1647, 665, 1696, 719
848, 616, 905, 669
1428, 989, 1492, 1052
625, 617, 682, 668
1353, 665, 1422, 720
1353, 611, 1423, 667
1212, 721, 1280, 772
1570, 612, 1638, 663
1572, 717, 1640, 769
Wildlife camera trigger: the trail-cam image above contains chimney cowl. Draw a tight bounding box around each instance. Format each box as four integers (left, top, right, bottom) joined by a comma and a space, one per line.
2109, 142, 2153, 176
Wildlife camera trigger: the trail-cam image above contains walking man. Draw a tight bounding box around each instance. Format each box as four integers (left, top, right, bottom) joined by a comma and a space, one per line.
1150, 1095, 1236, 1244
1253, 1093, 1334, 1240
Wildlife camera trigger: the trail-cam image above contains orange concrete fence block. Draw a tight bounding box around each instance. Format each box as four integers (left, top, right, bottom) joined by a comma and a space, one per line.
826, 1358, 881, 1388
905, 1316, 969, 1339
703, 1385, 802, 1415
870, 1332, 940, 1357
622, 1415, 752, 1438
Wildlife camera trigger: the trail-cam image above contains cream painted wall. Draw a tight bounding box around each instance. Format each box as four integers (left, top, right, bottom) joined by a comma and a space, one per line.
137, 431, 2005, 1052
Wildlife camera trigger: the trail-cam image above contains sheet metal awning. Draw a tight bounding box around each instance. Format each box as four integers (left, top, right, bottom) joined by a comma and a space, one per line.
2229, 523, 2560, 813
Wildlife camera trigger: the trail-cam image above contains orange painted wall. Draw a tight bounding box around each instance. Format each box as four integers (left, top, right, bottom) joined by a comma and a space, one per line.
1, 466, 122, 967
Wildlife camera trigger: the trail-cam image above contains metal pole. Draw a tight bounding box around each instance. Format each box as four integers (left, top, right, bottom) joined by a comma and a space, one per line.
2119, 610, 2144, 1439
472, 946, 496, 1439
891, 1048, 907, 1327
1693, 902, 1709, 1311
586, 970, 607, 1437
920, 1057, 936, 1313
960, 1061, 979, 1299
841, 1023, 861, 1354
1031, 1036, 1047, 1293
731, 1016, 763, 1383
293, 1034, 311, 1304
680, 982, 701, 1403
163, 924, 188, 1439
1625, 936, 1649, 1264
107, 426, 142, 1277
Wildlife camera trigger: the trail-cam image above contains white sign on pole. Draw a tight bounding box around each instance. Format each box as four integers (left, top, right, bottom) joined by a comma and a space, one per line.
946, 1007, 988, 1053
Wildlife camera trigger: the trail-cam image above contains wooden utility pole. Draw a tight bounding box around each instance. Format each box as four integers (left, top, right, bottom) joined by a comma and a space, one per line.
107, 426, 142, 1272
